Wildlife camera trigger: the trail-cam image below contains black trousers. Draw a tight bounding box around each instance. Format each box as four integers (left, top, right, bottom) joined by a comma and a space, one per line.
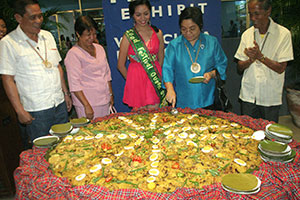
241, 100, 280, 123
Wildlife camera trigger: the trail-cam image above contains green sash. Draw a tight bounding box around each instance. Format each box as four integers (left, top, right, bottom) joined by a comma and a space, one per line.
125, 28, 167, 107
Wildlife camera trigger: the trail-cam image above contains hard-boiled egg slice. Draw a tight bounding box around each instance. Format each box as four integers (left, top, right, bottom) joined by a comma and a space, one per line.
129, 133, 138, 139
222, 133, 231, 139
210, 135, 217, 140
234, 158, 246, 166
243, 136, 251, 139
202, 145, 213, 153
90, 164, 102, 173
64, 135, 73, 141
199, 135, 207, 140
149, 153, 159, 161
232, 134, 239, 138
189, 133, 196, 139
178, 132, 188, 139
127, 120, 133, 124
210, 125, 219, 129
118, 116, 126, 120
102, 158, 112, 164
166, 134, 175, 139
149, 169, 160, 176
75, 174, 86, 181
231, 123, 238, 127
199, 127, 208, 131
152, 149, 161, 153
147, 176, 156, 183
151, 119, 157, 123
221, 125, 228, 128
163, 125, 170, 129
75, 136, 84, 141
115, 151, 124, 157
187, 140, 197, 147
152, 145, 159, 149
164, 130, 171, 135
132, 124, 138, 128
182, 127, 191, 131
106, 134, 115, 139
118, 133, 127, 140
173, 128, 179, 133
187, 115, 193, 119
152, 138, 160, 144
85, 136, 94, 140
176, 138, 184, 143
95, 133, 103, 139
151, 161, 159, 168
216, 153, 224, 158
170, 122, 177, 126
124, 145, 134, 150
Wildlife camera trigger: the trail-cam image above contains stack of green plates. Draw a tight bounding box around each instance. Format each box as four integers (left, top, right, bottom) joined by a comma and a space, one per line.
258, 140, 296, 163
70, 117, 90, 127
49, 122, 73, 137
265, 123, 293, 143
33, 135, 59, 148
221, 173, 261, 194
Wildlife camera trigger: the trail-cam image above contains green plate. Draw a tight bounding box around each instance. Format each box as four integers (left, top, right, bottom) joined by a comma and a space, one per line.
260, 140, 288, 153
33, 136, 59, 147
222, 173, 259, 192
189, 76, 205, 83
70, 117, 89, 125
267, 123, 293, 137
51, 122, 72, 134
259, 149, 296, 162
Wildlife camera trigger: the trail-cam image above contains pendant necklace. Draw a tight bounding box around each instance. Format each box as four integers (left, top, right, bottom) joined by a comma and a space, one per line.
26, 39, 52, 68
254, 31, 269, 64
184, 37, 202, 73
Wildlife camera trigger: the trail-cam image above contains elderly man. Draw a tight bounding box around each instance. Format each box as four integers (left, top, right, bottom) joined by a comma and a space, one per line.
0, 0, 72, 148
234, 0, 293, 122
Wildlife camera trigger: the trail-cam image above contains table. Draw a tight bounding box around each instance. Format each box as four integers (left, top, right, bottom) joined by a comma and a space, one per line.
14, 107, 300, 199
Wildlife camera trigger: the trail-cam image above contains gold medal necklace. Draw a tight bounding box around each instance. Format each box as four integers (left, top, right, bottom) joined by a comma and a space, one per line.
26, 39, 52, 68
184, 37, 202, 74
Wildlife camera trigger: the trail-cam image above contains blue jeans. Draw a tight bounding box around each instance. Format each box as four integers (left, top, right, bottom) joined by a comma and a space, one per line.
19, 101, 69, 144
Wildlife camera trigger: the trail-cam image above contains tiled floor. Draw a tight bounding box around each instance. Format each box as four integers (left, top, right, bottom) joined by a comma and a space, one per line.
0, 115, 298, 200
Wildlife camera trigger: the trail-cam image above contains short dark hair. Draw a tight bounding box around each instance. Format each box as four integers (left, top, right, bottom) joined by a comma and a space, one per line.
129, 0, 151, 17
179, 7, 203, 31
249, 0, 272, 11
75, 15, 98, 36
13, 0, 39, 16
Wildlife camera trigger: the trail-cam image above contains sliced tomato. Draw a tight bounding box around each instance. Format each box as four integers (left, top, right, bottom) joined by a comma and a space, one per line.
132, 155, 142, 163
101, 143, 112, 151
105, 176, 113, 182
172, 162, 180, 169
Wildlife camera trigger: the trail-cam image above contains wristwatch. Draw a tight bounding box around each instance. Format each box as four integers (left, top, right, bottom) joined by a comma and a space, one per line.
259, 55, 266, 62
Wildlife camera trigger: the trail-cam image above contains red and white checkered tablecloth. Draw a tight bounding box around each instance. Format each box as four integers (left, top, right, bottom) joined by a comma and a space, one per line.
14, 108, 300, 199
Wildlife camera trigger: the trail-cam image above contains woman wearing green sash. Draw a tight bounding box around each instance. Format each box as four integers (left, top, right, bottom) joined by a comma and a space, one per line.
117, 0, 165, 110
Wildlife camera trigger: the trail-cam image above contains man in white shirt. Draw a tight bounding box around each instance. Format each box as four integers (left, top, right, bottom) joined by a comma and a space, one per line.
0, 0, 72, 148
234, 0, 293, 122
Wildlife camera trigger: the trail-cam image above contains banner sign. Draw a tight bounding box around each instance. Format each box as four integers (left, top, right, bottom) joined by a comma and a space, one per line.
102, 0, 221, 112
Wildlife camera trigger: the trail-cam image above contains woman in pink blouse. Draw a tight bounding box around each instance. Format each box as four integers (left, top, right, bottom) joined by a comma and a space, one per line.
65, 16, 113, 120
